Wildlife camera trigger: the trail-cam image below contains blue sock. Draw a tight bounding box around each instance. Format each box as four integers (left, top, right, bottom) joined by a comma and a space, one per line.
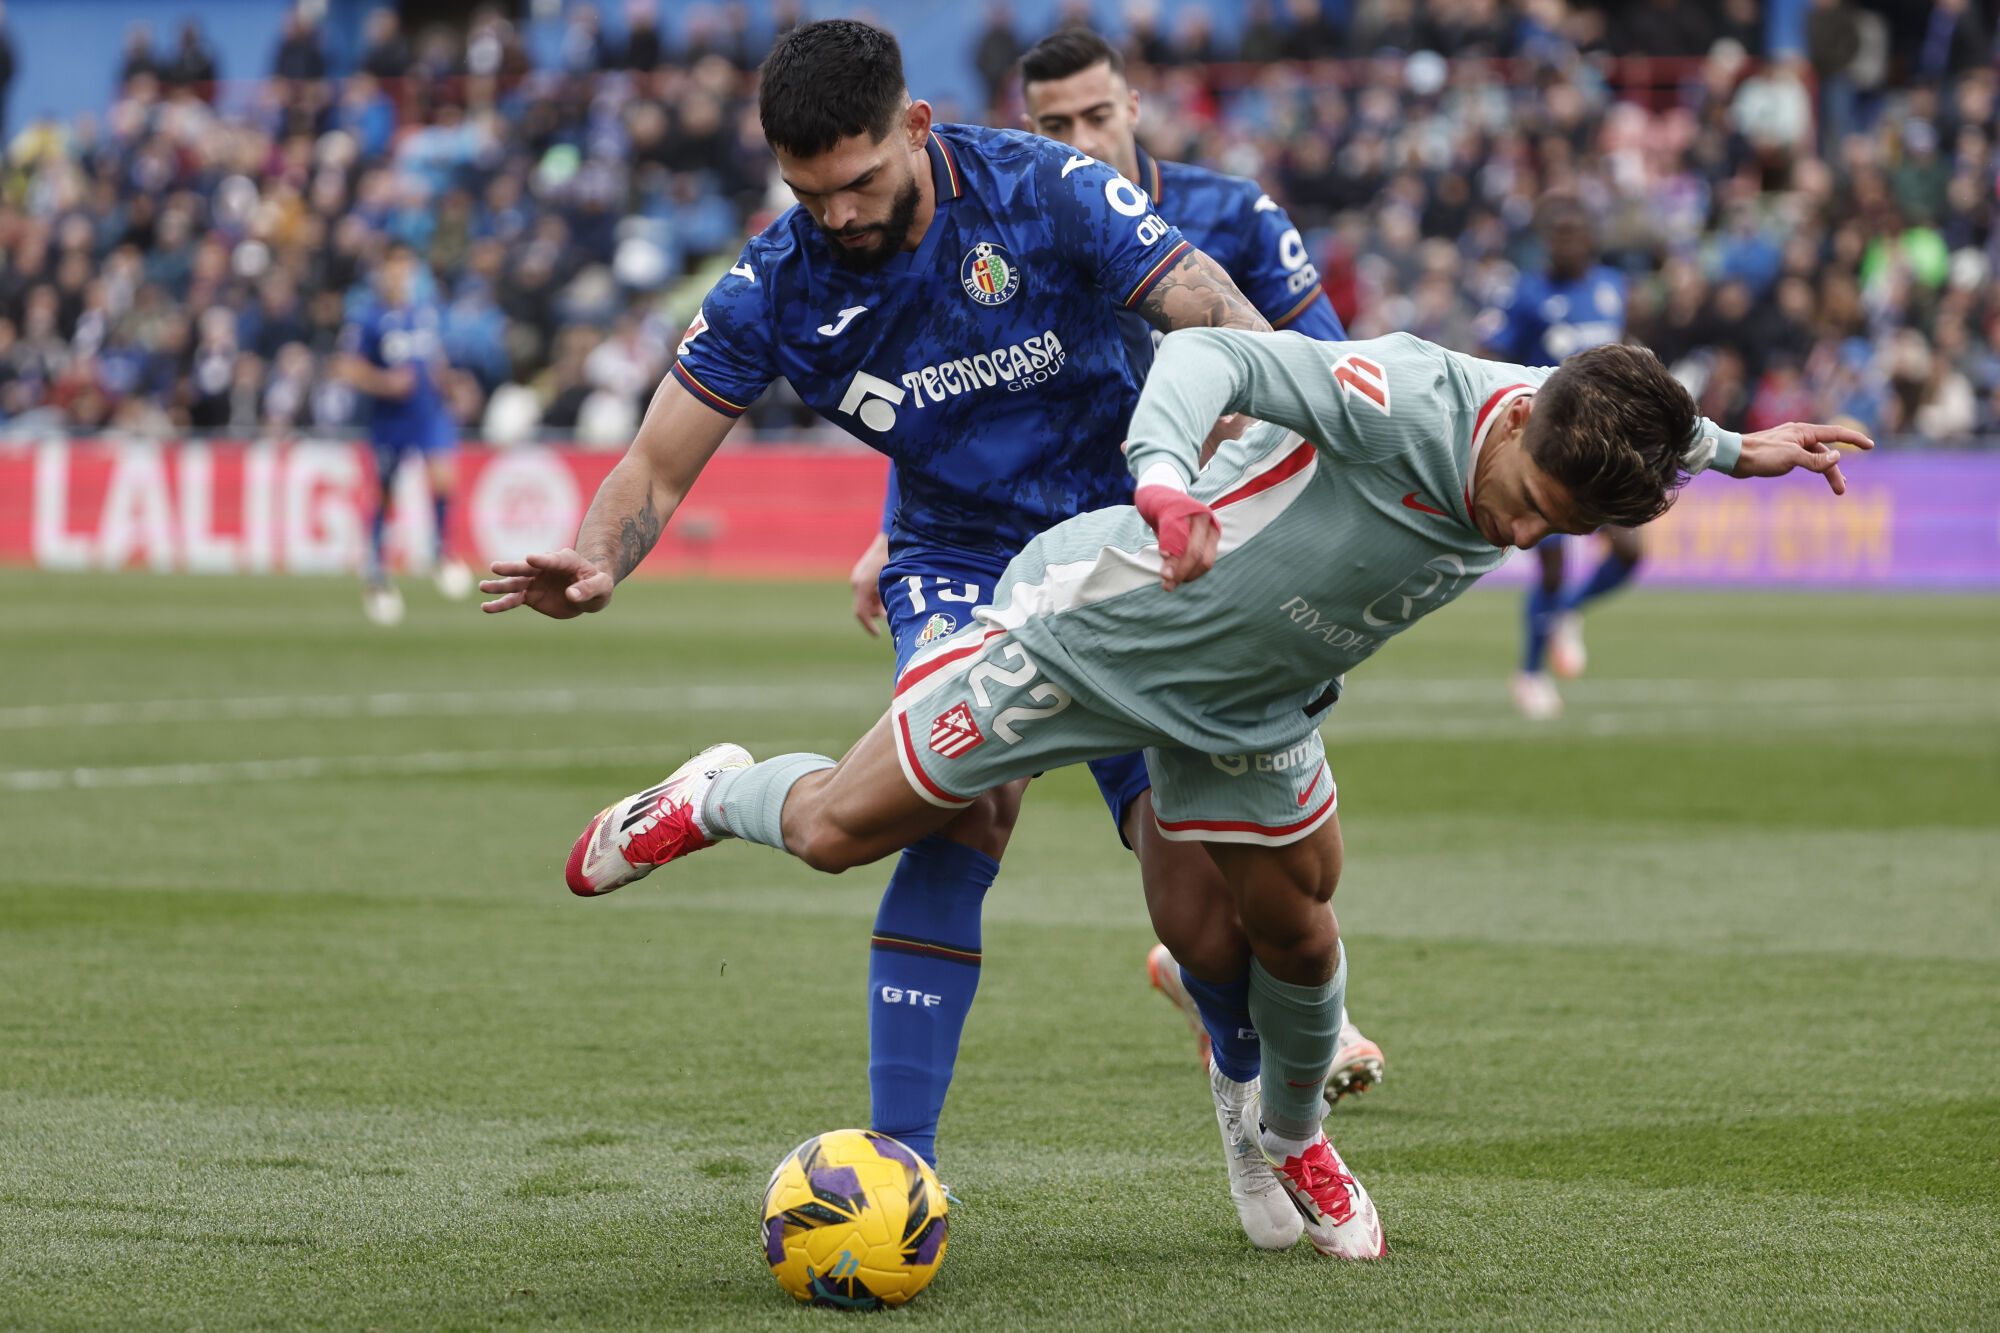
368, 504, 390, 579
1561, 552, 1638, 612
1178, 967, 1258, 1082
1522, 582, 1563, 673
432, 493, 450, 562
868, 836, 999, 1168
369, 459, 394, 579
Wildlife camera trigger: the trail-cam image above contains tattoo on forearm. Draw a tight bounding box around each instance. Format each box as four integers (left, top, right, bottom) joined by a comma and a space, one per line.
612, 491, 662, 581
1138, 249, 1272, 334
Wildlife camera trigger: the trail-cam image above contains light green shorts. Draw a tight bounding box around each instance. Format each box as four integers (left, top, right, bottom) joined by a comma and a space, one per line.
889, 627, 1337, 848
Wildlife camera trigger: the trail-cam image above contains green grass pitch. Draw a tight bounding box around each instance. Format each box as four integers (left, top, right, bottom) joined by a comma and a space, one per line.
1, 570, 1995, 1329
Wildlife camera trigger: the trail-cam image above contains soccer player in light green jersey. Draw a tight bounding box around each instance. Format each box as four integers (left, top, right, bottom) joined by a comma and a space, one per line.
504, 329, 1868, 1258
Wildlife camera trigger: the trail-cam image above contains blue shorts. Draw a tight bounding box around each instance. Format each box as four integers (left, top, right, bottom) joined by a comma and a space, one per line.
371, 416, 457, 470
881, 545, 1151, 838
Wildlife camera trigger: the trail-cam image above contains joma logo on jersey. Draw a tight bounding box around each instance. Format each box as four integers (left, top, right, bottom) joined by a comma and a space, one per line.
960, 242, 1021, 306
1277, 596, 1381, 652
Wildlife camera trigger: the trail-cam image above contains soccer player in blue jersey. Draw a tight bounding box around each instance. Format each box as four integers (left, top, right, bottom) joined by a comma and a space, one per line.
835, 25, 1382, 1117
335, 243, 472, 626
1477, 194, 1634, 719
483, 19, 1322, 1249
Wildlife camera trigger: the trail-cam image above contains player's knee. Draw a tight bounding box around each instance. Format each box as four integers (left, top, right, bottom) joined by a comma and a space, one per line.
937, 784, 1021, 860
1255, 906, 1341, 984
793, 822, 865, 874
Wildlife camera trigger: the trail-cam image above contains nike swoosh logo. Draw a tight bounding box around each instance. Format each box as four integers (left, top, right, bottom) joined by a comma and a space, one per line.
1297, 766, 1324, 808
1402, 491, 1449, 517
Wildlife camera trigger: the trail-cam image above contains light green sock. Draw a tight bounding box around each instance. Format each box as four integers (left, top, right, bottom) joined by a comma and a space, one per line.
699, 753, 835, 850
1249, 945, 1346, 1143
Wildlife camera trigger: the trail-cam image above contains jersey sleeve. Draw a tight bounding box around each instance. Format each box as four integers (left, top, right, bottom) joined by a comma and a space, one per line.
1126, 329, 1441, 485
667, 244, 776, 419
339, 314, 382, 366
1474, 281, 1532, 362
1035, 150, 1193, 311
1232, 192, 1345, 338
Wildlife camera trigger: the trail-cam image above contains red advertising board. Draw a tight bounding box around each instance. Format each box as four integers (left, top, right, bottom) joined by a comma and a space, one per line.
0, 440, 890, 578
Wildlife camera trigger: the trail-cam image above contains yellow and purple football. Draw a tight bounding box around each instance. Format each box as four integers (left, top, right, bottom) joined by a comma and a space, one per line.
759, 1128, 949, 1309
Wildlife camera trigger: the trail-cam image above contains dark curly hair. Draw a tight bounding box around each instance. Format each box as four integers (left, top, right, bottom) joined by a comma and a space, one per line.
758, 20, 908, 159
1524, 343, 1698, 528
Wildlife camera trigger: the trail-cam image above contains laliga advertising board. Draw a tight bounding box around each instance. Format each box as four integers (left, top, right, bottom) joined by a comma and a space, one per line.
0, 439, 890, 579
2, 439, 1998, 587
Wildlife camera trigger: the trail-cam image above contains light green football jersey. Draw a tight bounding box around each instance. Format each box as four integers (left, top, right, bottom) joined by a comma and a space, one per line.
974, 329, 1741, 755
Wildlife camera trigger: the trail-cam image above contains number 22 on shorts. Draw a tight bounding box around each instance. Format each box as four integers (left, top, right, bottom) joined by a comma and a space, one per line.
966, 641, 1071, 743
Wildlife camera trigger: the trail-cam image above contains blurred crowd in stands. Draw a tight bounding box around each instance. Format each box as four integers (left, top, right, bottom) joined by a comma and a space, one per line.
0, 0, 1996, 443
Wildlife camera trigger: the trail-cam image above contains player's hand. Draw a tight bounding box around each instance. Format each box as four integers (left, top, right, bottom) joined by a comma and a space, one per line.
1734, 422, 1874, 495
848, 532, 890, 636
1136, 484, 1221, 592
1199, 413, 1251, 466
479, 549, 615, 618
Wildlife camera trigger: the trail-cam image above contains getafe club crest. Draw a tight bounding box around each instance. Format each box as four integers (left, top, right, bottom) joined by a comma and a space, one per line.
960, 242, 1020, 306
914, 613, 958, 648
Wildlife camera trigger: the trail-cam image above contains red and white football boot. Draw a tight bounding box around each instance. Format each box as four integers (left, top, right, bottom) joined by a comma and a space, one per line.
1255, 1117, 1387, 1260
1549, 611, 1588, 680
1325, 1016, 1387, 1108
1145, 943, 1213, 1069
564, 744, 752, 896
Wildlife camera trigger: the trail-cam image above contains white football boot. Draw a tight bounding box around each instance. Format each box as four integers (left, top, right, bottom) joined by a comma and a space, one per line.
433, 558, 475, 601
1145, 943, 1212, 1069
362, 582, 405, 627
1208, 1061, 1305, 1250
1324, 1014, 1387, 1108
1511, 670, 1562, 721
564, 744, 752, 896
1254, 1110, 1387, 1260
1549, 612, 1588, 680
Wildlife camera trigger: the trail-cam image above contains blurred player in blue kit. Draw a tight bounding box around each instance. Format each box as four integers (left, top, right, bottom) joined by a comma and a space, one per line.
841, 24, 1383, 1121
483, 19, 1333, 1250
1479, 194, 1633, 719
335, 243, 472, 626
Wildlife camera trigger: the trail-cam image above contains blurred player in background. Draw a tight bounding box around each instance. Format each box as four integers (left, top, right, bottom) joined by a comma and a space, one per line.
840, 25, 1386, 1108
1478, 194, 1631, 719
335, 243, 472, 626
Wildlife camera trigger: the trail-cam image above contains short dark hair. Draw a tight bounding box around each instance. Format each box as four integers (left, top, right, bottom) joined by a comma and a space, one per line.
1020, 26, 1124, 86
758, 20, 907, 158
1525, 343, 1696, 528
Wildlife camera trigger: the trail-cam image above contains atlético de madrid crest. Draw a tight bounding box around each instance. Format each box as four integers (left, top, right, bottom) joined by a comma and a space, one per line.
961, 242, 1020, 306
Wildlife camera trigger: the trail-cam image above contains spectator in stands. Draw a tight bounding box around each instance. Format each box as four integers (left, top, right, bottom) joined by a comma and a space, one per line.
972, 1, 1023, 107
117, 23, 158, 91
623, 0, 665, 72
272, 6, 328, 82
1919, 0, 1988, 81
163, 20, 218, 98
361, 9, 413, 81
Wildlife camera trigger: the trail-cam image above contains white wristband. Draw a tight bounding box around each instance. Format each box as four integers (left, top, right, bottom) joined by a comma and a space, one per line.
1136, 460, 1192, 493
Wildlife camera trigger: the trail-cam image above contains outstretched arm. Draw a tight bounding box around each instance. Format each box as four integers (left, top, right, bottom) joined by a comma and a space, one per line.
479, 375, 734, 617
1724, 421, 1874, 492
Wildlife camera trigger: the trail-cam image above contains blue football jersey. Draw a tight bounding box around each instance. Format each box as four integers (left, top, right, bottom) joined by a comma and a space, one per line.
1138, 148, 1343, 340
1478, 265, 1627, 365
671, 123, 1192, 560
340, 299, 451, 447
